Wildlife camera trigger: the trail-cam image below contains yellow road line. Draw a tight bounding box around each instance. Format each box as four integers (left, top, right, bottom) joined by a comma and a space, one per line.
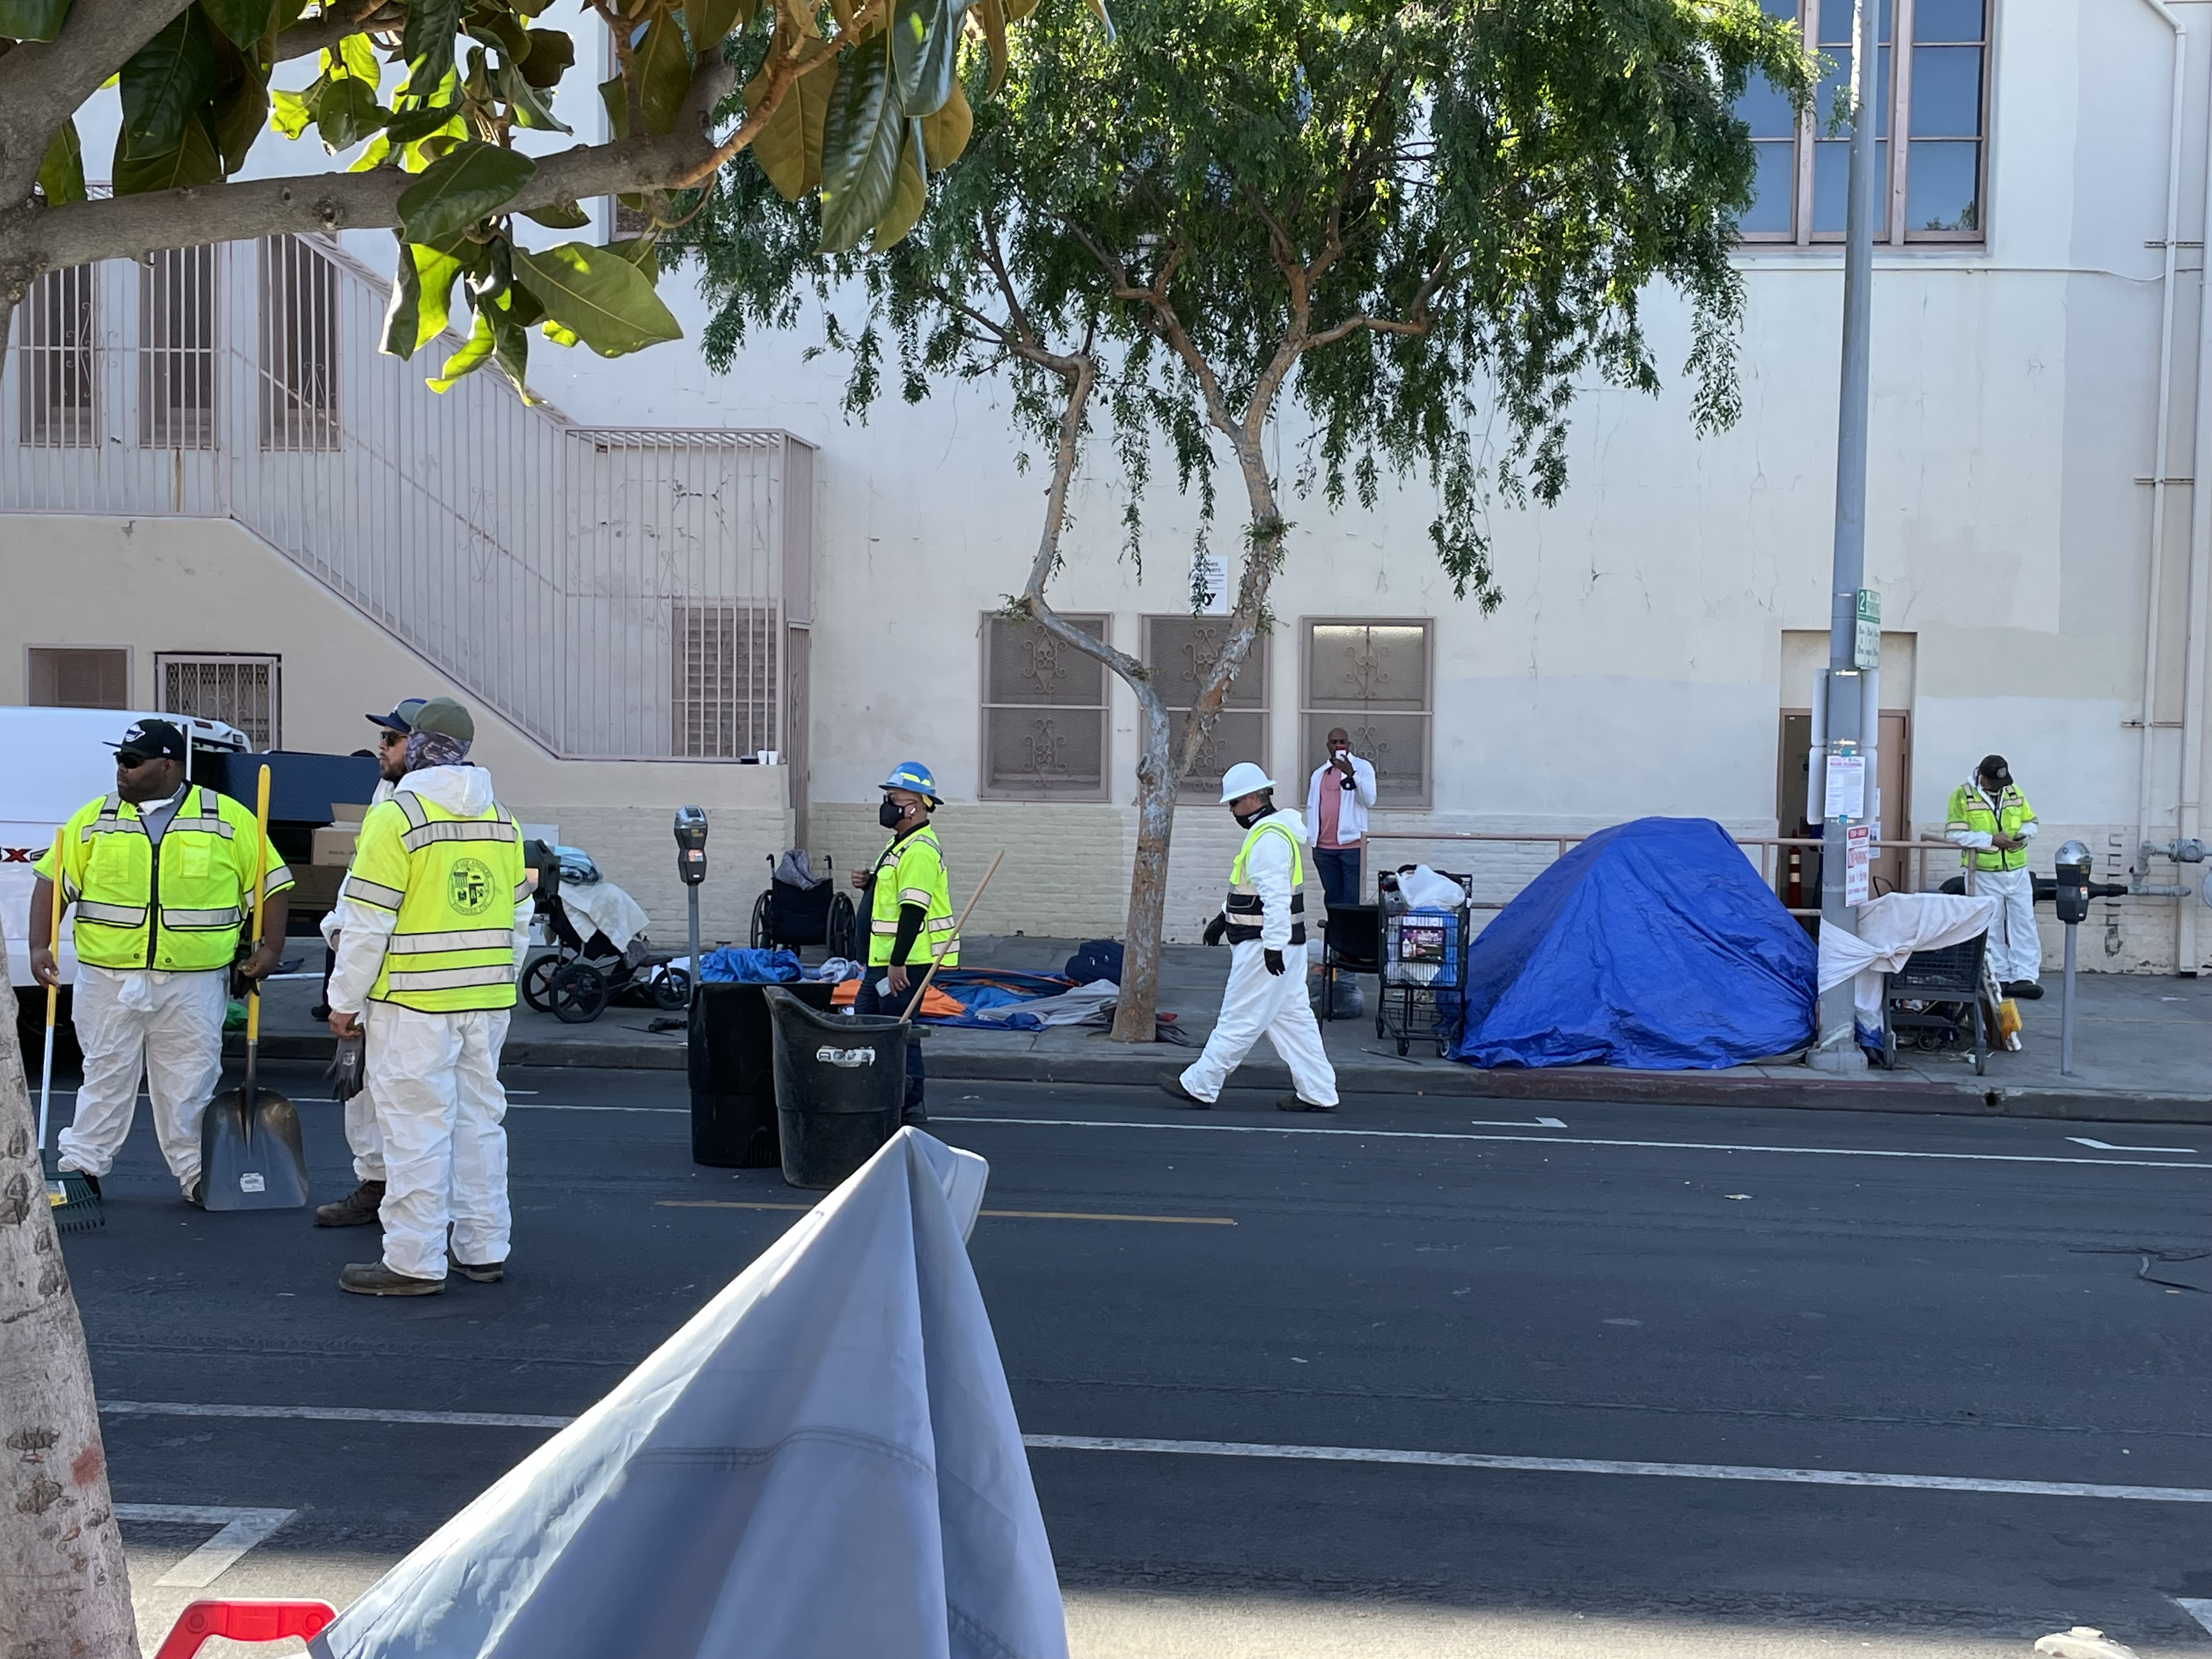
656, 1200, 1234, 1226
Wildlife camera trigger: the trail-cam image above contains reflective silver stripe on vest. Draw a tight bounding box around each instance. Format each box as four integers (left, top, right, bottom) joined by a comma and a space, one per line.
167, 816, 235, 840
388, 928, 517, 954
342, 875, 405, 911
75, 900, 147, 927
261, 870, 295, 898
161, 906, 242, 930
399, 820, 520, 854
384, 964, 516, 991
394, 794, 430, 831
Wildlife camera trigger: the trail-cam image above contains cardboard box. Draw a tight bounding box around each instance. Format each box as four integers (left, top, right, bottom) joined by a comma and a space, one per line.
312, 826, 359, 867
329, 802, 369, 825
285, 865, 345, 911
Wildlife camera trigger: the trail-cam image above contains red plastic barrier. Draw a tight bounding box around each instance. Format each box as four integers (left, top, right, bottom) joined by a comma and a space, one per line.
154, 1599, 338, 1658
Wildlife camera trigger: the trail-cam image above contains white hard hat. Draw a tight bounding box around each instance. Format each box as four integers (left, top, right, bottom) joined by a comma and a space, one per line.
1218, 761, 1275, 804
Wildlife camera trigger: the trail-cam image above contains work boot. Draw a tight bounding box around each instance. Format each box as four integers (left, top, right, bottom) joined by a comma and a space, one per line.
2004, 980, 2045, 1001
1159, 1077, 1211, 1109
315, 1180, 386, 1228
183, 1177, 203, 1208
339, 1262, 443, 1296
1277, 1093, 1338, 1113
449, 1252, 504, 1284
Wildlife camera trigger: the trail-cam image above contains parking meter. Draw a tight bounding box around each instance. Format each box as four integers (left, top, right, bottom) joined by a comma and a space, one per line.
673, 808, 707, 1006
2053, 842, 2092, 924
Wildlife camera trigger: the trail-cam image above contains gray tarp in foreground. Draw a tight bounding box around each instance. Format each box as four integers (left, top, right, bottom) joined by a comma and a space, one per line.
311, 1128, 1066, 1659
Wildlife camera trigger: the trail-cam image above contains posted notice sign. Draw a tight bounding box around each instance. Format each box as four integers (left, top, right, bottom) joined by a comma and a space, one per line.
1844, 822, 1872, 905
1825, 752, 1867, 821
1854, 589, 1881, 669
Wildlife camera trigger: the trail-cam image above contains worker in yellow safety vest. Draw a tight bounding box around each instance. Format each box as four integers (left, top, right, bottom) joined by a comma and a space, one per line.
1945, 753, 2043, 1000
325, 697, 530, 1296
849, 760, 956, 1125
29, 719, 291, 1204
1162, 761, 1340, 1113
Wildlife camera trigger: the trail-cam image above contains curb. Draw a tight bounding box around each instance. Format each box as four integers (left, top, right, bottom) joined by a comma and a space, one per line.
231, 1031, 2212, 1124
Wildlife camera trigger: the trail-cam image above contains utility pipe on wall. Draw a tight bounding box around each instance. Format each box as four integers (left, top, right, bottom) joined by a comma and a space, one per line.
2185, 16, 2212, 974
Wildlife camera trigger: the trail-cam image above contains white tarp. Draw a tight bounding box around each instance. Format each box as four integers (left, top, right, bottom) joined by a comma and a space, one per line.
557, 876, 653, 952
1816, 890, 1999, 1031
309, 1129, 1063, 1659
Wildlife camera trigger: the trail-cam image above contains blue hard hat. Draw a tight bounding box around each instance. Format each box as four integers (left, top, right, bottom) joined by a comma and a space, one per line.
881, 760, 941, 803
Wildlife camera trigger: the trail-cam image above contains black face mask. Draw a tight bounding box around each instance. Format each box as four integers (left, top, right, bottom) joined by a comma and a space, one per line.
879, 797, 906, 830
1233, 803, 1269, 830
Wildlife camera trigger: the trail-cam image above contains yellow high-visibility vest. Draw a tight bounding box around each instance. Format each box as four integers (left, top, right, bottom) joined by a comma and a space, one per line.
34, 787, 291, 972
341, 791, 528, 1012
1224, 817, 1307, 946
868, 825, 958, 967
1945, 781, 2036, 873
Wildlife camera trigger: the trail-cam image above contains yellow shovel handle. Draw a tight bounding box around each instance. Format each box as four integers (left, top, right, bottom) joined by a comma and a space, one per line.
246, 765, 271, 1047
44, 831, 64, 1031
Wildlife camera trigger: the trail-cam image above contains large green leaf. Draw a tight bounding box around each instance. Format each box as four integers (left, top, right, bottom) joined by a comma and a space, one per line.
37, 119, 86, 204
870, 120, 925, 251
486, 295, 533, 398
311, 74, 388, 150
210, 67, 268, 170
400, 239, 470, 352
682, 0, 750, 53
334, 30, 380, 85
270, 85, 312, 138
521, 199, 591, 228
198, 0, 274, 49
917, 73, 967, 170
120, 7, 224, 160
427, 308, 496, 391
381, 239, 424, 356
817, 31, 901, 252
400, 0, 464, 105
746, 54, 834, 202
384, 101, 461, 144
112, 119, 223, 193
396, 138, 535, 241
0, 0, 71, 42
889, 0, 959, 119
606, 234, 660, 280
597, 71, 628, 139
511, 241, 682, 357
501, 60, 569, 132
517, 25, 572, 87
974, 0, 1005, 89
634, 13, 691, 135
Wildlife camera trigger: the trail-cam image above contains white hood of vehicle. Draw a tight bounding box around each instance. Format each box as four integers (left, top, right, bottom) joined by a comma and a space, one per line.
398, 765, 496, 818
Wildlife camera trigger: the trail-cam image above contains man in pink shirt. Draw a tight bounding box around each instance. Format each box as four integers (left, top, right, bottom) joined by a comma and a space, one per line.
1306, 729, 1379, 911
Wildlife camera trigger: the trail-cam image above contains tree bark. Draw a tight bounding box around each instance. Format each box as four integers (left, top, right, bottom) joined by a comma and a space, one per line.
0, 963, 138, 1658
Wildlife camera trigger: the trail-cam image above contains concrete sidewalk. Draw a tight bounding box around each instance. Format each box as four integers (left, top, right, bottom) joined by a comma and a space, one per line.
233, 934, 2212, 1123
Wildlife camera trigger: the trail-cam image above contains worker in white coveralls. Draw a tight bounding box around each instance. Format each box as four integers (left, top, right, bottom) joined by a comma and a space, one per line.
1161, 761, 1340, 1113
313, 697, 425, 1229
325, 697, 529, 1296
1945, 752, 2044, 1001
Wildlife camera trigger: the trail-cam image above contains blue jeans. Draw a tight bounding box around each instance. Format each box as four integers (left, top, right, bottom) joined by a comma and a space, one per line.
1314, 844, 1363, 911
854, 972, 927, 1125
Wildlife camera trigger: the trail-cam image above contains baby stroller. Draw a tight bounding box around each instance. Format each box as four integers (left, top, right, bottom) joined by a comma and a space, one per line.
749, 849, 859, 960
521, 851, 691, 1024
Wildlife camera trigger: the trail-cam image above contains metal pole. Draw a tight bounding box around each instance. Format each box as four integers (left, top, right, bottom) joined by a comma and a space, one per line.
686, 885, 702, 1009
1810, 0, 1881, 1073
2060, 923, 2079, 1076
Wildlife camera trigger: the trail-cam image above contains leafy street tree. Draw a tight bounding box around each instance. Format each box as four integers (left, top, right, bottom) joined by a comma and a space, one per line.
0, 0, 1054, 390
682, 0, 1813, 1038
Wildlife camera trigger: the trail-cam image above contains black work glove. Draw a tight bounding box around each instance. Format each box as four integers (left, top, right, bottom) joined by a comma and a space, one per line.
1263, 948, 1286, 977
1203, 913, 1228, 947
323, 1033, 366, 1103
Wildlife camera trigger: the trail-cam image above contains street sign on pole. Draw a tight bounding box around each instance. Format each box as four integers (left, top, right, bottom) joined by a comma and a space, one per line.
1844, 822, 1872, 906
1853, 589, 1881, 669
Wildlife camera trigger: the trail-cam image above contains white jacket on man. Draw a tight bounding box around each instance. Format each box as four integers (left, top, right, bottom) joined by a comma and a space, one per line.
1305, 757, 1378, 844
1239, 806, 1308, 951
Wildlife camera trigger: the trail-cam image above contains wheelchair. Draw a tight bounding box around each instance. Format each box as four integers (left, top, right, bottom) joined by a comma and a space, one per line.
748, 850, 859, 960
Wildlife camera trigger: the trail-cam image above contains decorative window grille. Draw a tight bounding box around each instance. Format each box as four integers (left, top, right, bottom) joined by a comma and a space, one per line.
28, 646, 128, 709
158, 653, 280, 748
1301, 620, 1433, 808
259, 236, 340, 451
1737, 0, 1990, 244
15, 265, 97, 448
981, 614, 1110, 799
139, 246, 217, 449
673, 603, 777, 758
1142, 616, 1268, 800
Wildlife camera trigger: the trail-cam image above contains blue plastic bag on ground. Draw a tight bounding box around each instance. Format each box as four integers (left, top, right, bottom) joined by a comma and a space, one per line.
698, 947, 803, 984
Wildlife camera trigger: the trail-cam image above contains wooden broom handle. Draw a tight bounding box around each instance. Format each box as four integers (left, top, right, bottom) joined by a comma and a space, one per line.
902, 851, 1003, 1022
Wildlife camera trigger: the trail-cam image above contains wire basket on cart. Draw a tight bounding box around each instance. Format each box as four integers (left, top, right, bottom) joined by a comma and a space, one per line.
1378, 893, 1471, 1057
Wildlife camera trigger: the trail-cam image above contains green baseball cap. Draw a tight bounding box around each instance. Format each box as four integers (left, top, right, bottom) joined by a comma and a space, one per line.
411, 697, 475, 742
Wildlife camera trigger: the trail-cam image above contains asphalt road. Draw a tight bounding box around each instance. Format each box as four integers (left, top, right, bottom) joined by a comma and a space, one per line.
47, 1059, 2212, 1656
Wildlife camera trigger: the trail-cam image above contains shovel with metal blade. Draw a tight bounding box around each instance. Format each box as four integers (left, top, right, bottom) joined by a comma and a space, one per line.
200, 764, 309, 1212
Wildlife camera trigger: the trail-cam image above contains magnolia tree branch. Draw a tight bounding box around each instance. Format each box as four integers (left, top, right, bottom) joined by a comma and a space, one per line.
274, 0, 405, 62
0, 0, 195, 204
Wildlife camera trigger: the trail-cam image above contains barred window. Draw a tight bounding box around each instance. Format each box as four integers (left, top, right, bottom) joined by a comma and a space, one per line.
1738, 0, 1989, 245
15, 265, 97, 448
673, 603, 777, 758
28, 647, 128, 709
1302, 620, 1432, 809
981, 614, 1109, 800
139, 246, 217, 449
259, 236, 340, 451
158, 653, 279, 748
1142, 616, 1267, 800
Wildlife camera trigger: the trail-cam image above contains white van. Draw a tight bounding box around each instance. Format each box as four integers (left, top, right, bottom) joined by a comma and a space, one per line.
2, 707, 251, 989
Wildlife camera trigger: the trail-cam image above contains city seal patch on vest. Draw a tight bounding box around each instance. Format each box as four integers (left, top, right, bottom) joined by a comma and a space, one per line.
450, 856, 495, 915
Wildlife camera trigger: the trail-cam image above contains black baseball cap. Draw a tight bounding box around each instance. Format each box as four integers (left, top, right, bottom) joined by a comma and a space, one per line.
109, 719, 189, 764
1977, 754, 2013, 786
368, 698, 430, 735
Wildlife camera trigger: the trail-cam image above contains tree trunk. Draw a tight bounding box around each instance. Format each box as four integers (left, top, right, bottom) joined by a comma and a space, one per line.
1107, 679, 1177, 1041
0, 969, 138, 1658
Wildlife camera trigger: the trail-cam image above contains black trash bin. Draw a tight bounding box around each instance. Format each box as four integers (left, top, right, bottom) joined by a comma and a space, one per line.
763, 985, 910, 1190
688, 980, 836, 1168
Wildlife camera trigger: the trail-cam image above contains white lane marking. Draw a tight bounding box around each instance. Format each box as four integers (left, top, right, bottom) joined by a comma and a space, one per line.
1019, 1436, 2212, 1504
115, 1503, 296, 1588
98, 1403, 2207, 1505
932, 1116, 2212, 1171
1472, 1116, 1568, 1128
2068, 1137, 2199, 1154
104, 1400, 573, 1429
2176, 1598, 2212, 1635
506, 1103, 686, 1115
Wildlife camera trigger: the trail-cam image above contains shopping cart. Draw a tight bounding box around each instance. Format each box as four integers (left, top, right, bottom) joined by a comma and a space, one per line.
1376, 876, 1472, 1057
